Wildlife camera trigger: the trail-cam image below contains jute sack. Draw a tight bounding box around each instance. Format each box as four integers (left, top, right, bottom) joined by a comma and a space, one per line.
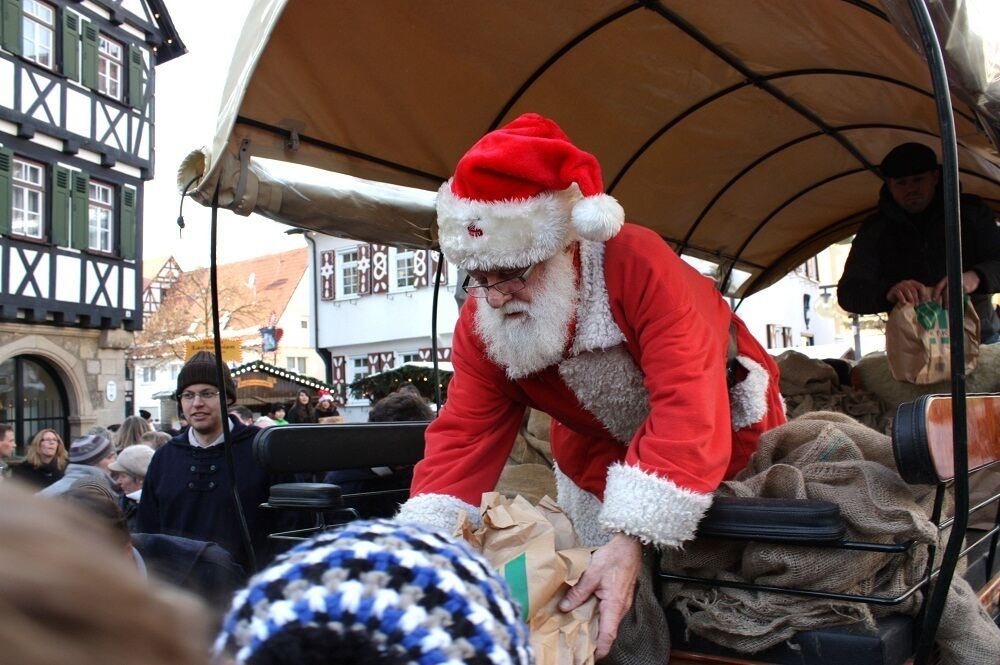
661, 412, 1000, 664
886, 299, 979, 384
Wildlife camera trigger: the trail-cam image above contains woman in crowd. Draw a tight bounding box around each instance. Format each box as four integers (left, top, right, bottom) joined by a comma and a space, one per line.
140, 430, 172, 450
284, 389, 317, 424
113, 415, 152, 451
10, 429, 67, 489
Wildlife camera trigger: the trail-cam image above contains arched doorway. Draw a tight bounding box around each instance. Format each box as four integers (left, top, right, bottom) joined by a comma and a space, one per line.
0, 355, 70, 455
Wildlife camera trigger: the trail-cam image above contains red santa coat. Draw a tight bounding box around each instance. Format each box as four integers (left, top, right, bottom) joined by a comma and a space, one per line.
398, 224, 785, 547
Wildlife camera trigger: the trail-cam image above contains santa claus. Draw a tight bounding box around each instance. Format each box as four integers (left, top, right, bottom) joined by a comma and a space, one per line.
397, 113, 786, 661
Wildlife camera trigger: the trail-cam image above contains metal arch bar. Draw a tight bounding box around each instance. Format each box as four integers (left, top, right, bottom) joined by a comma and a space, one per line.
909, 0, 968, 661
742, 206, 878, 296
840, 0, 889, 21
646, 4, 877, 178
487, 2, 643, 132
719, 168, 868, 290
234, 116, 447, 185
608, 66, 975, 197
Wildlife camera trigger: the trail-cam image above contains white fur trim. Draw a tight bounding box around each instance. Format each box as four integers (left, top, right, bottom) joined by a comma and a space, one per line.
729, 354, 771, 430
396, 493, 481, 533
553, 465, 612, 547
599, 463, 713, 548
572, 240, 626, 353
436, 181, 581, 271
559, 346, 649, 444
572, 194, 624, 242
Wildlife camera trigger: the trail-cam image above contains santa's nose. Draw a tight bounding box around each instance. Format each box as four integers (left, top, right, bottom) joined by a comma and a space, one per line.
485, 289, 512, 309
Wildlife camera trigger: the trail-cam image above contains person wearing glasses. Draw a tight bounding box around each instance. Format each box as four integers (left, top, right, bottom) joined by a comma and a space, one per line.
396, 114, 786, 663
137, 351, 274, 571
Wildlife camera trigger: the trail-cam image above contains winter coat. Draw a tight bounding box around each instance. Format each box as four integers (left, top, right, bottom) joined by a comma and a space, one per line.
136, 418, 280, 570
399, 225, 786, 548
9, 459, 64, 489
38, 464, 116, 497
285, 404, 317, 424
838, 187, 1000, 340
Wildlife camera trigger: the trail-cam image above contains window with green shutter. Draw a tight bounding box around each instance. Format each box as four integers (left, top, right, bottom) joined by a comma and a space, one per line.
70, 170, 89, 250
127, 44, 143, 110
0, 148, 12, 235
80, 20, 98, 90
61, 11, 80, 81
119, 186, 136, 259
1, 0, 21, 56
51, 166, 71, 246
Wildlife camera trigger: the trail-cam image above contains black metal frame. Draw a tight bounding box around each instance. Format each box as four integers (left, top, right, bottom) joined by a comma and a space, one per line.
0, 353, 70, 455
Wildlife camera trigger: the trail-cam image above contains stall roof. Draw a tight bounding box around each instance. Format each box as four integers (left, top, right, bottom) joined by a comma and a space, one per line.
183, 0, 1000, 297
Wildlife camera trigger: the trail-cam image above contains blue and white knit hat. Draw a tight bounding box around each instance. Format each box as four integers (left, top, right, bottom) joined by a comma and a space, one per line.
214, 520, 532, 665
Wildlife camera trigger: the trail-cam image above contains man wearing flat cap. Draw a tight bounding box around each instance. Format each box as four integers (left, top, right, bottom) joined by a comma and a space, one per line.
396, 113, 787, 662
137, 351, 273, 570
838, 142, 1000, 343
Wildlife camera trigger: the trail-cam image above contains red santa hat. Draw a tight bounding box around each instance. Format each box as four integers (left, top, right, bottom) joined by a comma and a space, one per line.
436, 113, 625, 271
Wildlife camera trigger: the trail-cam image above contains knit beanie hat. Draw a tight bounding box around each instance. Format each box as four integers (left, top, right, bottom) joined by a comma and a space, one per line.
214, 520, 532, 665
880, 142, 939, 179
436, 112, 624, 271
176, 351, 237, 404
68, 434, 113, 466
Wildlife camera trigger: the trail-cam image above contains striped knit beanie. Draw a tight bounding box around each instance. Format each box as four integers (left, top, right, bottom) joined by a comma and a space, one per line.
214, 520, 532, 665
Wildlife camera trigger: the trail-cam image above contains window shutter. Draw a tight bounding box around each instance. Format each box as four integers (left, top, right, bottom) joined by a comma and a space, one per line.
80, 21, 98, 90
0, 148, 12, 236
370, 244, 390, 294
119, 186, 136, 259
413, 249, 429, 287
357, 244, 371, 295
51, 166, 72, 245
70, 171, 89, 250
61, 11, 80, 80
320, 250, 336, 300
1, 0, 21, 56
126, 44, 144, 109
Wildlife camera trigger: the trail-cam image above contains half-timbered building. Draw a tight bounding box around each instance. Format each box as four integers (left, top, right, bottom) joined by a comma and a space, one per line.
0, 0, 183, 450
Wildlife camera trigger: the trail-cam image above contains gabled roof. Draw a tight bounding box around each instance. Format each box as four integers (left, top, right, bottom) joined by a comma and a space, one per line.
134, 248, 308, 353
232, 360, 333, 392
117, 0, 187, 64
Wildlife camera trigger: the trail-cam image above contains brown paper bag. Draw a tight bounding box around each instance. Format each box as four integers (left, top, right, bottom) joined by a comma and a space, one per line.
458, 493, 600, 665
886, 299, 979, 384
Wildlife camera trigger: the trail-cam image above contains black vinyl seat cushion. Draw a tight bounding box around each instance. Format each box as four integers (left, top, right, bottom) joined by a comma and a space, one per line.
667, 609, 914, 665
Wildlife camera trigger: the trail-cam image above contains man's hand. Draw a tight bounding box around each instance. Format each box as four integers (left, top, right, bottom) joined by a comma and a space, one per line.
886, 279, 928, 305
558, 532, 642, 659
932, 270, 980, 305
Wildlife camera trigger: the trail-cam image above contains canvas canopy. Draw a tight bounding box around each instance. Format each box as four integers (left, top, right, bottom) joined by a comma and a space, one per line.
182, 0, 1000, 297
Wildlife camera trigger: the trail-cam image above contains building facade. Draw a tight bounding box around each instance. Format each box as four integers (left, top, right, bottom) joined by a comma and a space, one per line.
313, 235, 459, 422
0, 0, 182, 450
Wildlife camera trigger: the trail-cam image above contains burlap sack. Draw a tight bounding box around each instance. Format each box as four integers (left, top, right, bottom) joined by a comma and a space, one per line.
886, 300, 979, 384
661, 412, 1000, 663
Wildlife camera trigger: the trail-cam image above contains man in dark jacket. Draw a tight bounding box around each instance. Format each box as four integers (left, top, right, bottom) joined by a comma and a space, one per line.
137, 351, 275, 570
838, 142, 1000, 343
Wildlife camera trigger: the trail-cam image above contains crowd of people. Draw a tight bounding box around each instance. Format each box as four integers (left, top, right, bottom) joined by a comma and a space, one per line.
0, 349, 448, 664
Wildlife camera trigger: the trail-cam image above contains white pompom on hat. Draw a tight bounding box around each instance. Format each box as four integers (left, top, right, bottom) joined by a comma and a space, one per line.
436, 113, 625, 271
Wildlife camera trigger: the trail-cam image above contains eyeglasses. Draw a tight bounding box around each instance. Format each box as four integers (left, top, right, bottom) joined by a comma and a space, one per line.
179, 389, 221, 402
462, 265, 535, 298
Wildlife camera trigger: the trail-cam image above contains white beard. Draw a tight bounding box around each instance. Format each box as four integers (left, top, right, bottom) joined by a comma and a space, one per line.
473, 248, 579, 379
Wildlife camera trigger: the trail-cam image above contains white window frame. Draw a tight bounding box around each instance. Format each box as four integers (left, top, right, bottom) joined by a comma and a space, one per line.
169, 364, 181, 380
337, 248, 360, 298
97, 34, 123, 100
12, 157, 45, 239
22, 0, 55, 69
88, 180, 114, 253
392, 248, 416, 290
399, 351, 421, 365
347, 356, 370, 404
140, 366, 156, 384
286, 356, 307, 374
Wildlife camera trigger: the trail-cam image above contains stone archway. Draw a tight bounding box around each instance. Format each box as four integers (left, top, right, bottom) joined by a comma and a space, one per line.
0, 334, 94, 435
